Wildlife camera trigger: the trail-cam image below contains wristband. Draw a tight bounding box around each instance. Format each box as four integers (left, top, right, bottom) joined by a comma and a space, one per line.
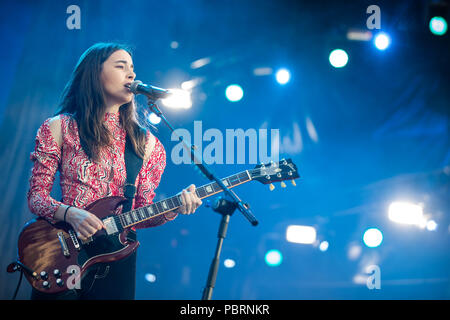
63, 205, 73, 223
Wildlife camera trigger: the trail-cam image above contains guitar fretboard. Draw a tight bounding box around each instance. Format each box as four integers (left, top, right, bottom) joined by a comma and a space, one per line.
117, 170, 251, 229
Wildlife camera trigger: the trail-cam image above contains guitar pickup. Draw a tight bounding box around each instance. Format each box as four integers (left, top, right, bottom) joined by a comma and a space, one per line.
68, 229, 81, 251
103, 217, 119, 235
57, 232, 70, 257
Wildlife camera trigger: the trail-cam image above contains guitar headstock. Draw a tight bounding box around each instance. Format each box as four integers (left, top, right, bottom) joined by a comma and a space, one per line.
250, 158, 300, 190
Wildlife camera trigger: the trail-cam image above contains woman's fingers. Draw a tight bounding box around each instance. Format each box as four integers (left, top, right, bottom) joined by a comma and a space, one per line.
178, 185, 202, 215
182, 190, 192, 214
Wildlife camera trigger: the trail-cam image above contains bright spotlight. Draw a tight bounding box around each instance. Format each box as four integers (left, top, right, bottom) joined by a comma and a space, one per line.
363, 228, 383, 248
319, 241, 329, 252
265, 249, 283, 267
374, 33, 390, 50
161, 89, 192, 109
225, 84, 244, 102
224, 259, 236, 268
429, 16, 448, 36
426, 220, 438, 231
388, 201, 425, 226
329, 49, 349, 68
275, 68, 291, 84
286, 225, 316, 244
148, 112, 161, 125
145, 273, 156, 283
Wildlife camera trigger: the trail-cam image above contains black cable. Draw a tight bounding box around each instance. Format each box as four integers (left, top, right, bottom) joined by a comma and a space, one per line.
11, 270, 23, 300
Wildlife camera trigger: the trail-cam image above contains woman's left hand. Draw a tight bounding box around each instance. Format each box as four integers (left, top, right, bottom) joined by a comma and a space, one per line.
176, 184, 202, 215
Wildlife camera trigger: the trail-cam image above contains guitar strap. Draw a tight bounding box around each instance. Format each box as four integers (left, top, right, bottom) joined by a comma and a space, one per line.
122, 133, 144, 214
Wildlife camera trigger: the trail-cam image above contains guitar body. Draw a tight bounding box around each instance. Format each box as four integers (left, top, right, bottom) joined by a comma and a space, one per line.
17, 196, 139, 294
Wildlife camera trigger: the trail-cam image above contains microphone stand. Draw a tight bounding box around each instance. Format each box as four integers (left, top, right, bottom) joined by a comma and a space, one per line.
145, 97, 258, 300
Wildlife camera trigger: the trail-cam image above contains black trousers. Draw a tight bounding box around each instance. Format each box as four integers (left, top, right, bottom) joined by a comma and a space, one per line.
31, 231, 137, 300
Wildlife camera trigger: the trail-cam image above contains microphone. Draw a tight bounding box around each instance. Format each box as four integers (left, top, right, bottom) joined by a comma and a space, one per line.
127, 80, 171, 100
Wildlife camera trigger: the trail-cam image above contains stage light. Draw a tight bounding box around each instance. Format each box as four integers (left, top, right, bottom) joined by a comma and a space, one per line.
145, 273, 156, 283
253, 67, 273, 76
148, 112, 161, 125
224, 259, 236, 268
319, 241, 329, 252
388, 201, 425, 226
265, 249, 283, 267
181, 78, 203, 91
225, 84, 244, 102
161, 89, 192, 109
329, 49, 348, 68
275, 68, 290, 84
426, 220, 438, 231
347, 243, 362, 260
346, 29, 373, 41
286, 225, 316, 244
429, 16, 448, 35
363, 228, 383, 248
191, 57, 211, 69
374, 33, 390, 50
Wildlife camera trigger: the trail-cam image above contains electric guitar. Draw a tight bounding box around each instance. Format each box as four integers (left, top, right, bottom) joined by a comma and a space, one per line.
16, 159, 299, 294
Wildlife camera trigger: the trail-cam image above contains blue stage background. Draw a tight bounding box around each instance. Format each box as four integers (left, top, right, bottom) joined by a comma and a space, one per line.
0, 0, 448, 299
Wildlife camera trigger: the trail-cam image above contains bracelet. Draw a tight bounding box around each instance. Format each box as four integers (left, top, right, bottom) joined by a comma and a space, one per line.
63, 205, 73, 223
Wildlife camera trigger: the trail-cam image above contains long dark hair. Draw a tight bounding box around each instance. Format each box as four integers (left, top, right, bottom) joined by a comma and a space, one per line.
56, 42, 146, 162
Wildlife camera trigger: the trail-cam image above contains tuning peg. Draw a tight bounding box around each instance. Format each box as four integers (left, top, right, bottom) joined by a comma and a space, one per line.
269, 183, 275, 191
291, 180, 296, 186
280, 181, 286, 188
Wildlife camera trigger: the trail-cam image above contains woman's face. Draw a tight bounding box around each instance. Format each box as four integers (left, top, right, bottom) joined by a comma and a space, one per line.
100, 49, 136, 108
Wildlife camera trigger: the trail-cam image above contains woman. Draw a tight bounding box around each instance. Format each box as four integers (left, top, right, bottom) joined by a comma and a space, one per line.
27, 42, 202, 299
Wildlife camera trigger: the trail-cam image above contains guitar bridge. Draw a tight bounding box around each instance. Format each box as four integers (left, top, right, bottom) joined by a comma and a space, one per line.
57, 232, 70, 257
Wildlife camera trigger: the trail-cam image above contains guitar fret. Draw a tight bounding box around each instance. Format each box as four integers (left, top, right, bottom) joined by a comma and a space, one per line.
139, 208, 146, 220
169, 196, 178, 209
197, 187, 206, 198
241, 172, 250, 181
174, 195, 182, 207
136, 209, 144, 221
118, 214, 125, 227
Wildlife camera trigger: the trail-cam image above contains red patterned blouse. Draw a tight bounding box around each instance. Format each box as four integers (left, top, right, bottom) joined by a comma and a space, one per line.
27, 111, 177, 229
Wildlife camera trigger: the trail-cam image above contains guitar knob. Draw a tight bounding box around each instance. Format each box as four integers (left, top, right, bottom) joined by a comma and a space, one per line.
40, 271, 48, 280
280, 181, 286, 188
56, 278, 64, 287
269, 183, 275, 191
53, 269, 61, 278
291, 180, 296, 186
42, 280, 50, 289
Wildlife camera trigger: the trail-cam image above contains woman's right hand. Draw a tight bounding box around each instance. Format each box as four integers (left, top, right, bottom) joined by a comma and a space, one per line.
65, 207, 105, 241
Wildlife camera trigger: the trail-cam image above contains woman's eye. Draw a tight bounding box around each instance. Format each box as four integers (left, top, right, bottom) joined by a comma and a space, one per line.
116, 66, 124, 69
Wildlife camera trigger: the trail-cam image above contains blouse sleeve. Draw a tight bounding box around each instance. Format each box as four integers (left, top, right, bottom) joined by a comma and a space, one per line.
27, 118, 64, 223
133, 134, 178, 229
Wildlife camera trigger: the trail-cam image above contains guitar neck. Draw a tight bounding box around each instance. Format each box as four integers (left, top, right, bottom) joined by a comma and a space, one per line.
117, 170, 253, 229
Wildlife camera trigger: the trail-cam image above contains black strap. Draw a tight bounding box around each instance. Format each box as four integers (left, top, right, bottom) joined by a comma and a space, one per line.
122, 134, 144, 213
